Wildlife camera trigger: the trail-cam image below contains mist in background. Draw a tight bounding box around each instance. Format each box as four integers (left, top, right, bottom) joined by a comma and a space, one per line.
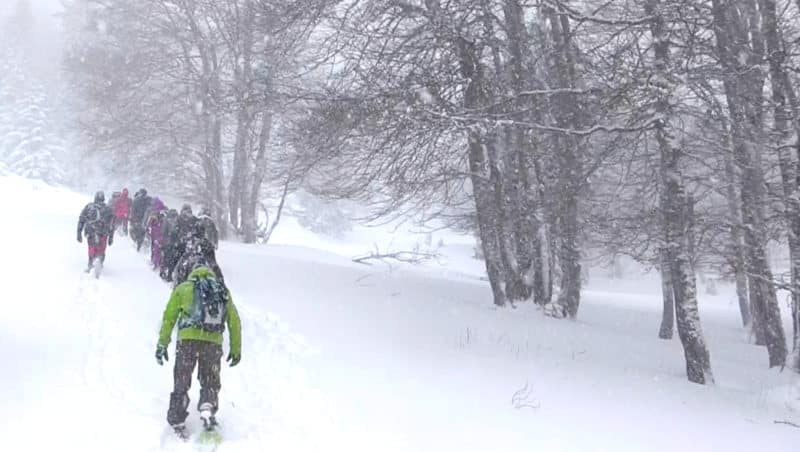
0, 0, 74, 185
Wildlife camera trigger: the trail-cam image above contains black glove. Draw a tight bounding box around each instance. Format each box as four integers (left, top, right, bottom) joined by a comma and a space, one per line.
226, 352, 241, 367
108, 235, 114, 246
156, 344, 169, 365
77, 232, 83, 243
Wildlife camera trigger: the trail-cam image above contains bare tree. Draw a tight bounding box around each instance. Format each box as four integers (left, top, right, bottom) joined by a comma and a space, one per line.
710, 0, 788, 367
645, 0, 713, 384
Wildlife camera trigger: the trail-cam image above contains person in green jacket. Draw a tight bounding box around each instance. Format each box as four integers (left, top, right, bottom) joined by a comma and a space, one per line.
155, 265, 241, 436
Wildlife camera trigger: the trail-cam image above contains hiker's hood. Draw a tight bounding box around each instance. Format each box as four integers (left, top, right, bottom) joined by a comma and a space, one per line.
188, 266, 217, 280
153, 197, 166, 212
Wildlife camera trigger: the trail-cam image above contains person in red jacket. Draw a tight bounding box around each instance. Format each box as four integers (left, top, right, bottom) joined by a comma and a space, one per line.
114, 188, 132, 236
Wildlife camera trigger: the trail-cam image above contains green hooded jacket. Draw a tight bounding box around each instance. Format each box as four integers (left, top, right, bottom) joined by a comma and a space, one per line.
158, 266, 242, 356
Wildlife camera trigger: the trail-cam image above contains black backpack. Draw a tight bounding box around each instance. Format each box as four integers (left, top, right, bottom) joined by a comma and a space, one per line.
85, 203, 106, 233
179, 274, 229, 333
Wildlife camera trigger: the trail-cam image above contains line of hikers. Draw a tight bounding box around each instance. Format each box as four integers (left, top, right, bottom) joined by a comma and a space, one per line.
128, 188, 222, 286
76, 187, 241, 440
77, 187, 222, 286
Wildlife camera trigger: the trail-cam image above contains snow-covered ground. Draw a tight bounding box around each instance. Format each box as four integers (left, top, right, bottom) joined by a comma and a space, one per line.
1, 173, 798, 452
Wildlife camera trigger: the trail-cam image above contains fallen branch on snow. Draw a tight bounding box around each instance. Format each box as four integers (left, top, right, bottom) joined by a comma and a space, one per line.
774, 420, 800, 429
352, 246, 439, 266
511, 381, 540, 410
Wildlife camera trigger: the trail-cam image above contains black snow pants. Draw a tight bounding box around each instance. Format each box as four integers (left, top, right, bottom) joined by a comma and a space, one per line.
167, 339, 223, 426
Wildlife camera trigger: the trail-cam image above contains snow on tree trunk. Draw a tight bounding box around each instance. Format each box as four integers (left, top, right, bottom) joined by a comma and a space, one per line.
723, 132, 751, 328
243, 110, 274, 244
228, 0, 256, 236
646, 0, 713, 384
542, 4, 584, 318
500, 0, 546, 304
759, 0, 800, 371
556, 144, 582, 318
457, 36, 507, 307
529, 208, 548, 305
206, 115, 227, 240
711, 0, 787, 367
470, 136, 507, 307
229, 101, 251, 232
659, 248, 675, 340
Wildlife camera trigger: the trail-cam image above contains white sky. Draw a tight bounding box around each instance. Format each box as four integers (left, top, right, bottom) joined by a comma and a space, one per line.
0, 0, 62, 13
0, 0, 64, 26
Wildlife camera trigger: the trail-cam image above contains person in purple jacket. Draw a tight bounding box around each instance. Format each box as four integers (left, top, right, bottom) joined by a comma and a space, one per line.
147, 198, 167, 270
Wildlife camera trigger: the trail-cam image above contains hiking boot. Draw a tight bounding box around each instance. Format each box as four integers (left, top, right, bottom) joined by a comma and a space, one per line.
199, 403, 217, 430
172, 423, 190, 441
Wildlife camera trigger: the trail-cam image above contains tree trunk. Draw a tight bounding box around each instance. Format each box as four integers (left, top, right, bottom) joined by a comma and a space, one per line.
502, 0, 543, 303
243, 110, 273, 244
209, 114, 226, 238
470, 136, 507, 307
671, 193, 713, 383
544, 4, 583, 318
529, 152, 552, 305
229, 103, 250, 232
182, 2, 226, 239
711, 0, 787, 367
478, 2, 530, 304
557, 159, 582, 318
456, 35, 507, 307
759, 0, 800, 370
686, 194, 697, 272
659, 248, 675, 339
723, 132, 751, 328
646, 0, 713, 384
228, 0, 255, 235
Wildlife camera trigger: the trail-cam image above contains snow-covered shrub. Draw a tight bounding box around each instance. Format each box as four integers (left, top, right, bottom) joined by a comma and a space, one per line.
293, 191, 354, 238
0, 47, 70, 185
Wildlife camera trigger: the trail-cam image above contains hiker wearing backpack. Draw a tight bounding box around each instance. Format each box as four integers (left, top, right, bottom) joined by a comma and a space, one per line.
77, 191, 116, 271
131, 188, 152, 251
155, 264, 241, 438
197, 207, 219, 250
114, 188, 132, 236
160, 208, 180, 281
147, 197, 167, 270
163, 205, 199, 281
110, 191, 121, 214
172, 227, 224, 287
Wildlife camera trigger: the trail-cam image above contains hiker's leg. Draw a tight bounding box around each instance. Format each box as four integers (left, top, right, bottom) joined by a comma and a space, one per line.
167, 340, 198, 426
98, 236, 108, 263
197, 342, 223, 414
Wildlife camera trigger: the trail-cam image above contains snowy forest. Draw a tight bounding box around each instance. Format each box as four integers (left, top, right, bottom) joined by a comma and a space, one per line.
51, 0, 800, 383
2, 0, 800, 444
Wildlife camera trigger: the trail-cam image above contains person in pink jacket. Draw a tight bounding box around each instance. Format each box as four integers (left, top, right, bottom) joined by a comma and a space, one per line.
114, 188, 132, 235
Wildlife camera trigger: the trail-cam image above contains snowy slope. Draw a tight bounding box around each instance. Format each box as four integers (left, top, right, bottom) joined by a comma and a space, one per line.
1, 174, 798, 452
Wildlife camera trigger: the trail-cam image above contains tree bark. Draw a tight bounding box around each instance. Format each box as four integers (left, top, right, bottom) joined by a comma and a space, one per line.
646, 0, 713, 383
711, 0, 787, 367
243, 110, 273, 244
659, 248, 675, 339
228, 0, 256, 235
456, 35, 507, 307
759, 0, 800, 369
723, 130, 751, 328
545, 4, 583, 318
180, 0, 226, 238
502, 0, 543, 303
